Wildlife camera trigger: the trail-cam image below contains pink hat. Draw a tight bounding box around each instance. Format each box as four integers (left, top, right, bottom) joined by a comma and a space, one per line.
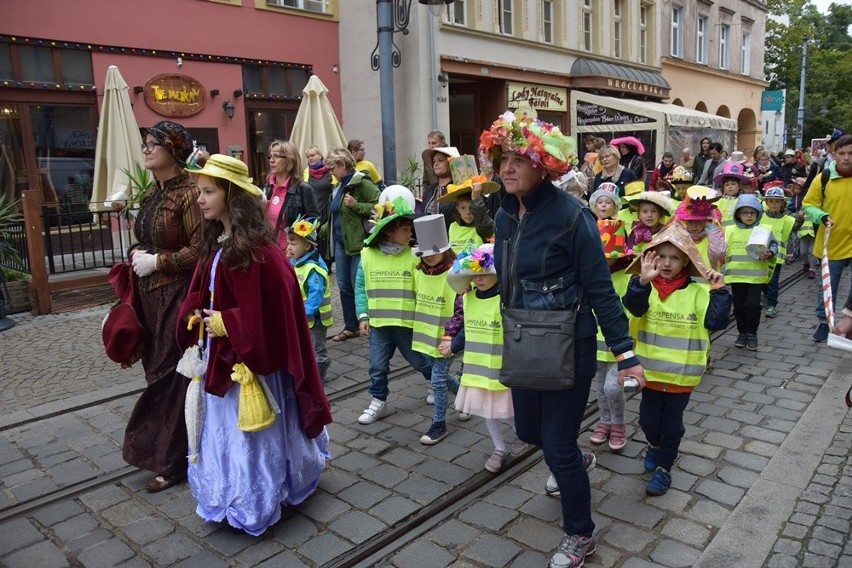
713, 161, 751, 185
610, 136, 645, 156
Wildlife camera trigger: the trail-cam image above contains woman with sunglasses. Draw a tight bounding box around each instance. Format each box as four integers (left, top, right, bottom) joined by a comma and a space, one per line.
124, 120, 202, 493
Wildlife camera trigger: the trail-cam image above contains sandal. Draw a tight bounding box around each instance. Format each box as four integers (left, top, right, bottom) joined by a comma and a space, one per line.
331, 329, 358, 342
145, 474, 184, 493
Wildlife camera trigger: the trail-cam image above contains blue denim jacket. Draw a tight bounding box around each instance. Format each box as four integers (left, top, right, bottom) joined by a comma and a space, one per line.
494, 179, 638, 370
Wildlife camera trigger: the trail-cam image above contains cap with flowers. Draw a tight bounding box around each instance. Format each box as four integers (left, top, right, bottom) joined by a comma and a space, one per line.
363, 196, 417, 247
447, 243, 496, 294
479, 110, 577, 180
287, 215, 320, 246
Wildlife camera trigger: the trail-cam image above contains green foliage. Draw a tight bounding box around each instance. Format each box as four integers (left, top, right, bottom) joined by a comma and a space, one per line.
765, 0, 852, 147
397, 155, 423, 191
119, 162, 154, 213
0, 195, 23, 267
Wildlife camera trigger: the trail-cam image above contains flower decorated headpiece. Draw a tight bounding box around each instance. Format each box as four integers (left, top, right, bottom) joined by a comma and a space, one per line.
447, 243, 497, 293
287, 215, 320, 246
363, 196, 417, 247
479, 110, 578, 180
675, 186, 719, 222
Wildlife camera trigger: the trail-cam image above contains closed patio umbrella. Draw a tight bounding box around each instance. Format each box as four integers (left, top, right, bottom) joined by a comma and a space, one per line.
90, 65, 143, 210
289, 75, 347, 159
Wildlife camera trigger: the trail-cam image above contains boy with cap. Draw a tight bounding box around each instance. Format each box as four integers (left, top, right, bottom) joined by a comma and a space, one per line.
724, 194, 779, 350
287, 217, 333, 380
759, 182, 796, 317
623, 224, 731, 495
411, 214, 461, 444
355, 195, 433, 424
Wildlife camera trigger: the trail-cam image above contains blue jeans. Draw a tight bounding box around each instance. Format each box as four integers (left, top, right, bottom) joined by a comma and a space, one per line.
815, 257, 852, 324
427, 355, 459, 423
334, 240, 360, 332
639, 389, 692, 471
512, 337, 597, 536
368, 326, 432, 401
765, 264, 782, 308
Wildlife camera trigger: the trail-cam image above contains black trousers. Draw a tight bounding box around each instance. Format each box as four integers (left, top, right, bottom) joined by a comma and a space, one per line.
731, 282, 762, 334
639, 389, 692, 471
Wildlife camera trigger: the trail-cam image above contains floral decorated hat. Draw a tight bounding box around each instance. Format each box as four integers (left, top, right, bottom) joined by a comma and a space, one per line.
479, 110, 577, 180
675, 186, 720, 221
447, 243, 496, 294
287, 215, 320, 246
363, 196, 417, 247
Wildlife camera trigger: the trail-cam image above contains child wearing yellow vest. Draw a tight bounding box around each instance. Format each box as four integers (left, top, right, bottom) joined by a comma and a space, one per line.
759, 183, 797, 318
724, 194, 778, 351
623, 224, 731, 496
287, 217, 333, 381
787, 180, 816, 278
445, 244, 524, 474
437, 174, 499, 255
355, 195, 433, 425
673, 186, 726, 272
714, 162, 751, 229
624, 191, 674, 255
410, 214, 461, 445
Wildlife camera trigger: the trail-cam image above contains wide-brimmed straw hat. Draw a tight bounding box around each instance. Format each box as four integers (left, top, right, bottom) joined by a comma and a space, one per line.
423, 146, 461, 168
626, 223, 711, 279
437, 154, 500, 203
479, 110, 577, 180
447, 243, 496, 294
189, 154, 263, 197
628, 191, 674, 216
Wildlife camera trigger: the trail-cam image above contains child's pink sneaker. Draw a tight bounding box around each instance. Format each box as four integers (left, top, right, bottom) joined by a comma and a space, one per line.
589, 423, 610, 445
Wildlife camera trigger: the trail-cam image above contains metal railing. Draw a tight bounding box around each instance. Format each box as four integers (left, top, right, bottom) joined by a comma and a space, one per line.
41, 202, 135, 275
0, 221, 29, 274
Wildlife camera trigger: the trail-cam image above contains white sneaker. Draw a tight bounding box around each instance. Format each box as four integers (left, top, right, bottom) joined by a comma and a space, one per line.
545, 452, 597, 498
358, 398, 389, 424
426, 387, 435, 405
457, 412, 471, 422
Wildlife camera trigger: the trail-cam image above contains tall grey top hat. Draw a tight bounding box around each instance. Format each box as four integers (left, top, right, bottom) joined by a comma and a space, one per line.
411, 214, 452, 257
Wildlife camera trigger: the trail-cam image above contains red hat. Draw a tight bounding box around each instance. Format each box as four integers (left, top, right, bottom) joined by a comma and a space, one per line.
102, 304, 144, 364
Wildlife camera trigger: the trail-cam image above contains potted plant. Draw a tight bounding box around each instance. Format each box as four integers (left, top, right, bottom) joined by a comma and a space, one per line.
119, 162, 154, 216
397, 155, 423, 197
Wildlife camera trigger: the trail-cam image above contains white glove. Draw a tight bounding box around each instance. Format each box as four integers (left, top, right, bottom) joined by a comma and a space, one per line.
131, 250, 159, 277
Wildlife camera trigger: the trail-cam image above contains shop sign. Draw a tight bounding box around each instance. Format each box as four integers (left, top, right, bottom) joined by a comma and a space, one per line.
576, 102, 654, 126
144, 74, 207, 118
507, 82, 567, 112
604, 78, 664, 96
761, 89, 784, 111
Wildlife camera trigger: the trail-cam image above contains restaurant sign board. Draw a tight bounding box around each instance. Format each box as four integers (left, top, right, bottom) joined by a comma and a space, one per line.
144, 74, 207, 118
507, 82, 567, 112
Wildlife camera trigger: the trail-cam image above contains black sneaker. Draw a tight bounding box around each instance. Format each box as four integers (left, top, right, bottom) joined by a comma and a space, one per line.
419, 421, 447, 445
746, 334, 758, 351
813, 323, 829, 343
734, 333, 747, 348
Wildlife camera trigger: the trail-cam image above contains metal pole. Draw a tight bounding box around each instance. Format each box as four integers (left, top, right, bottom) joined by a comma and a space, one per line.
377, 0, 397, 182
795, 37, 808, 151
428, 12, 438, 131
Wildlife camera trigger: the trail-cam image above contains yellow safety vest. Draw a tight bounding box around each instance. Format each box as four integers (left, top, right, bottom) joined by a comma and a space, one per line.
596, 270, 631, 364
798, 220, 815, 239
724, 225, 773, 284
718, 197, 738, 229
634, 284, 711, 387
461, 292, 507, 392
293, 261, 333, 328
760, 214, 796, 267
361, 246, 417, 328
448, 222, 483, 255
412, 270, 456, 357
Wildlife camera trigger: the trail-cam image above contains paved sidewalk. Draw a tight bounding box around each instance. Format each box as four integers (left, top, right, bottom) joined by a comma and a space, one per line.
0, 262, 849, 567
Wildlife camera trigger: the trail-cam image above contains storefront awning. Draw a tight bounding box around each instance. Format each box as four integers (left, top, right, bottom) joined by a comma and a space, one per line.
570, 59, 671, 100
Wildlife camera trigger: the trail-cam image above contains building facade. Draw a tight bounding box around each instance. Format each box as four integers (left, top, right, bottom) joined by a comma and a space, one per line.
1, 0, 341, 203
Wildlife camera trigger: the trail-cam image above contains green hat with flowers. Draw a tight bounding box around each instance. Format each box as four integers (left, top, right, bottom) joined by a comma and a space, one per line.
363, 196, 416, 247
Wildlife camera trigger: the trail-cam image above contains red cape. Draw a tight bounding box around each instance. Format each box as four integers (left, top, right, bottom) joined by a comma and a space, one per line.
177, 243, 332, 438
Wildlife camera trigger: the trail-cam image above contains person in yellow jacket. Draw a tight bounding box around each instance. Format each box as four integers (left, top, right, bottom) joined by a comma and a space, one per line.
287, 216, 333, 381
802, 134, 852, 343
759, 183, 797, 318
444, 243, 523, 474
623, 224, 731, 496
724, 194, 778, 350
354, 194, 432, 424
410, 214, 460, 445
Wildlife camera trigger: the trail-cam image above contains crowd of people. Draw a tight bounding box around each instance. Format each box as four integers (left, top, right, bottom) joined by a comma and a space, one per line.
110, 114, 851, 567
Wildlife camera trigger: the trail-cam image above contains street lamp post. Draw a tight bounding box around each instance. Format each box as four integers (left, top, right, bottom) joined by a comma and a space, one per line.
372, 0, 453, 183
795, 37, 809, 151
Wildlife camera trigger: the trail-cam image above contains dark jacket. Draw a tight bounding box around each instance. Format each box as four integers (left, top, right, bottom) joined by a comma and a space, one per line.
264, 179, 320, 236
494, 179, 638, 370
321, 171, 380, 255
622, 276, 732, 333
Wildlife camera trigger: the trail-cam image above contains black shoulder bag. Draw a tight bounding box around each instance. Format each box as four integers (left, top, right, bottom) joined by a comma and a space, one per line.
498, 238, 582, 391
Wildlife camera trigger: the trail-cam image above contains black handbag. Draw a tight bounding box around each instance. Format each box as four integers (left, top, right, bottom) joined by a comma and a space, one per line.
498, 239, 581, 391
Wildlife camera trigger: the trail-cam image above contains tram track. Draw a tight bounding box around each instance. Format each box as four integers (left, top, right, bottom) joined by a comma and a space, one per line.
1, 267, 809, 558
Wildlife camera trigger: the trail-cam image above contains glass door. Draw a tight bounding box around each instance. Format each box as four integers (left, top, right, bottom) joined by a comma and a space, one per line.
0, 104, 27, 202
